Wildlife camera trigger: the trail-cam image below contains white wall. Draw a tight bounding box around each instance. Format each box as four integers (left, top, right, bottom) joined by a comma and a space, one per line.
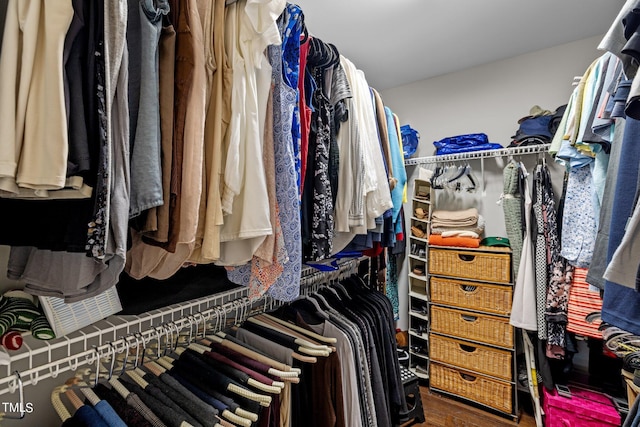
381, 35, 606, 331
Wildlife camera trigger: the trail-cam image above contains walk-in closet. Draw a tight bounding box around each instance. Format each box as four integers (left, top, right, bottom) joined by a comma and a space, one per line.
0, 1, 639, 426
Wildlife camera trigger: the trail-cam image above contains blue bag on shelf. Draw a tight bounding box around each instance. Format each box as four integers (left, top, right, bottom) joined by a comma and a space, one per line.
433, 133, 503, 155
401, 125, 420, 158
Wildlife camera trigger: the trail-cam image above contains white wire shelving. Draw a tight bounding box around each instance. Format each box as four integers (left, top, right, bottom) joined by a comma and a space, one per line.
404, 144, 551, 166
0, 257, 365, 398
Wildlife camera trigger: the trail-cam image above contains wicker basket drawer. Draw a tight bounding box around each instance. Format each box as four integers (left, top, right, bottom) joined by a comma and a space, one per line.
431, 306, 513, 348
430, 334, 512, 380
430, 363, 513, 414
430, 276, 513, 315
428, 248, 511, 283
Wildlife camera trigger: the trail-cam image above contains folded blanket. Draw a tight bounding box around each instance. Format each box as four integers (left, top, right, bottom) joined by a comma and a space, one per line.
431, 215, 485, 235
441, 230, 480, 239
431, 207, 479, 228
428, 234, 480, 248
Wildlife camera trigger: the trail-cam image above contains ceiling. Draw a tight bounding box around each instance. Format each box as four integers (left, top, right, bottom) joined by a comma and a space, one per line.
293, 0, 626, 90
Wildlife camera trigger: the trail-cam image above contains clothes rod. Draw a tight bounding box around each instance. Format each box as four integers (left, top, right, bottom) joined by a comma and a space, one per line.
404, 143, 551, 166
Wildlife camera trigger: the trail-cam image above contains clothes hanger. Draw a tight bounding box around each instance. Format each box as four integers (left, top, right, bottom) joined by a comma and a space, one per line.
157, 353, 262, 426
51, 385, 73, 422
123, 365, 217, 427
184, 343, 283, 394
250, 315, 334, 350
64, 388, 85, 412
231, 323, 323, 361
241, 319, 331, 356
258, 313, 337, 344
197, 345, 286, 389
216, 331, 308, 375
247, 317, 331, 356
330, 279, 352, 301
169, 347, 273, 407
308, 289, 333, 311
65, 375, 115, 419
199, 338, 300, 383
207, 333, 301, 377
316, 287, 344, 309
126, 356, 257, 427
107, 376, 131, 402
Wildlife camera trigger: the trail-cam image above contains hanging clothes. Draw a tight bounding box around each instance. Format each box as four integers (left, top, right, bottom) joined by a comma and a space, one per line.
532, 163, 549, 340
280, 3, 303, 199
217, 0, 284, 266
138, 17, 176, 241
6, 0, 130, 303
602, 118, 640, 336
587, 118, 626, 289
125, 0, 207, 281
271, 276, 405, 427
502, 160, 524, 278
560, 165, 597, 268
142, 0, 206, 280
331, 62, 362, 254
510, 162, 537, 331
300, 37, 341, 261
226, 17, 302, 302
340, 56, 393, 228
127, 0, 169, 218
188, 0, 231, 263
0, 0, 74, 193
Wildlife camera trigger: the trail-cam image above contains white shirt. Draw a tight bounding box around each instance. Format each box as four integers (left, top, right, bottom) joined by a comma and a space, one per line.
218, 0, 285, 265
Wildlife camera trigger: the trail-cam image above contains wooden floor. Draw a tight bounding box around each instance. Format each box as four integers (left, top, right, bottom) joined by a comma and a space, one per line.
404, 386, 537, 427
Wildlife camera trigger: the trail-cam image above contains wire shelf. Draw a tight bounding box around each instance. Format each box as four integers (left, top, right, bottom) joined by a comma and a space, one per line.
0, 257, 366, 396
404, 144, 551, 166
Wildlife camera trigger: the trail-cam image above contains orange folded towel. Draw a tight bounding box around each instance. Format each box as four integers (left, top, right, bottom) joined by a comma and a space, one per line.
428, 234, 480, 248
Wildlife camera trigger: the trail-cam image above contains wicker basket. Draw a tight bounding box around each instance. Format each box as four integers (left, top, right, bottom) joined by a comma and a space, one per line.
429, 248, 511, 283
430, 334, 512, 380
430, 276, 513, 315
431, 306, 513, 348
430, 362, 513, 414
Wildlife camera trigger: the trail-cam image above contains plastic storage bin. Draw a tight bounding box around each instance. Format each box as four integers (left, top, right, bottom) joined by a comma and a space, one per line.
543, 385, 620, 427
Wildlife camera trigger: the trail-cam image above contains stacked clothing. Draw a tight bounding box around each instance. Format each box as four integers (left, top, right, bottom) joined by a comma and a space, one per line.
429, 208, 484, 248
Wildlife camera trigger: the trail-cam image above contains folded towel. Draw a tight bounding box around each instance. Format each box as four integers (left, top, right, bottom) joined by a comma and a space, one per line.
431, 215, 485, 236
441, 230, 480, 239
428, 234, 480, 248
431, 207, 479, 228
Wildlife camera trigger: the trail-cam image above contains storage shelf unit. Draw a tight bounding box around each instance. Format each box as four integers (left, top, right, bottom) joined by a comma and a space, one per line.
407, 179, 432, 378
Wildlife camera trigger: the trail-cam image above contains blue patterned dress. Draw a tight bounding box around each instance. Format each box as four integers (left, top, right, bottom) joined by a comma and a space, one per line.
280, 3, 303, 195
